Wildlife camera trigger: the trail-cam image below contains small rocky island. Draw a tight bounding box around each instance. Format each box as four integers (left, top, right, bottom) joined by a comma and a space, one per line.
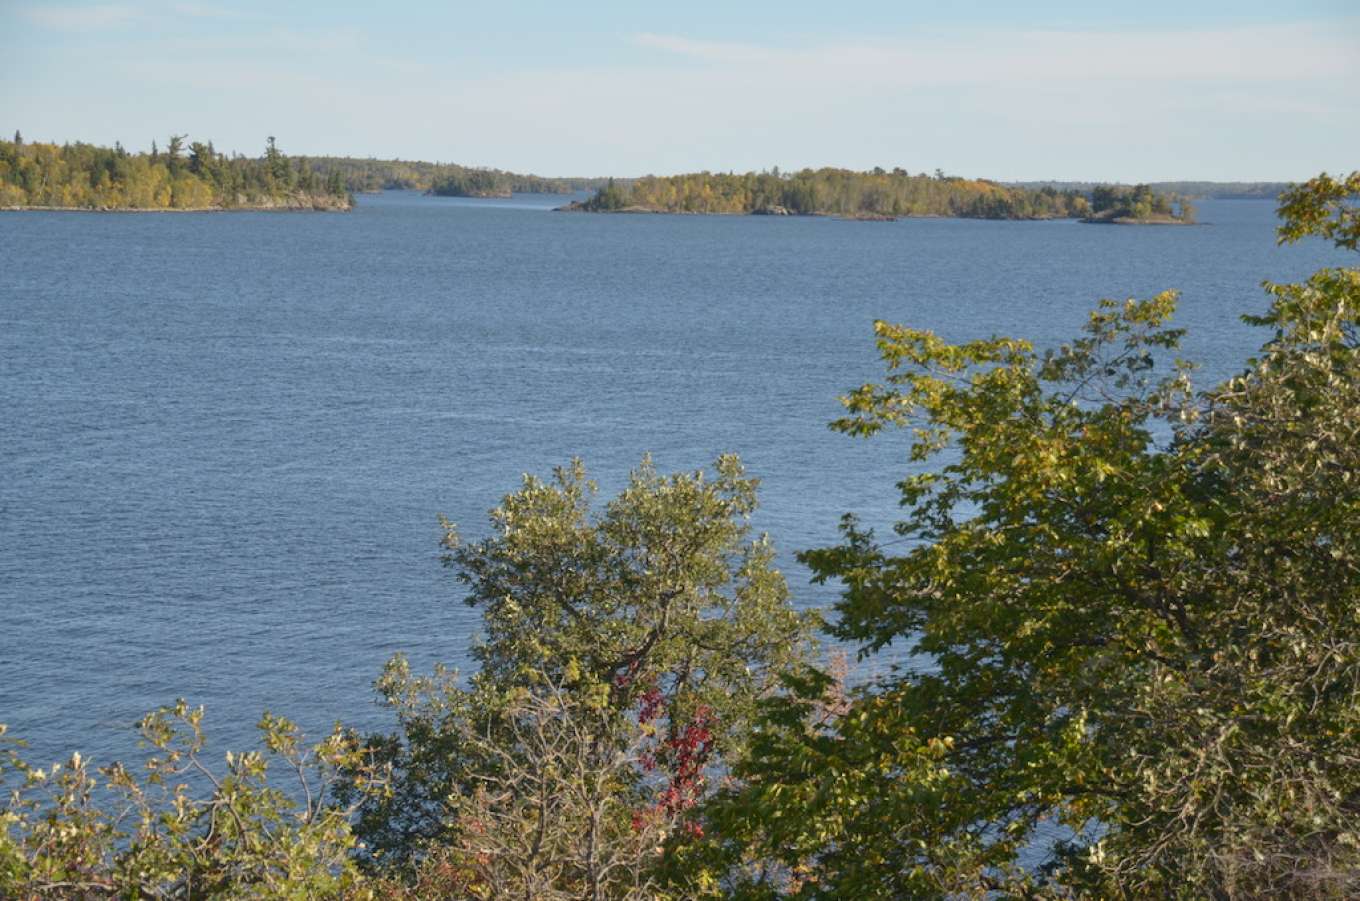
1080, 184, 1196, 225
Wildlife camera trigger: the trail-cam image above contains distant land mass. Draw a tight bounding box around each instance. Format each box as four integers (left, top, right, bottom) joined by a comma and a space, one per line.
302, 156, 613, 197
0, 131, 1282, 218
1010, 180, 1292, 200
0, 134, 351, 211
558, 168, 1091, 220
559, 169, 1206, 224
0, 132, 615, 210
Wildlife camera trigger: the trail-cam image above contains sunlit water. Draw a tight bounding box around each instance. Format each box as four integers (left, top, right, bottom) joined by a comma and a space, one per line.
0, 192, 1345, 767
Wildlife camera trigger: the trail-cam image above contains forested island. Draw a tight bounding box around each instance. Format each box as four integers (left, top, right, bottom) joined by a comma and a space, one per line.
1080, 183, 1196, 224
559, 167, 1092, 219
0, 134, 351, 211
301, 155, 611, 196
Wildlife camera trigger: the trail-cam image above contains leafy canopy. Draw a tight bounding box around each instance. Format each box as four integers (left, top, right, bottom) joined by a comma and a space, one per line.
689, 172, 1360, 899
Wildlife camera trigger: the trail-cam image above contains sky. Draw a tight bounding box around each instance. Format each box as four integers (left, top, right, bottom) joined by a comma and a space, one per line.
1, 0, 1356, 181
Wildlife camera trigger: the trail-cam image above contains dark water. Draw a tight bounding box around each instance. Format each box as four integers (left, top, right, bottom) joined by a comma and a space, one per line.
0, 193, 1345, 766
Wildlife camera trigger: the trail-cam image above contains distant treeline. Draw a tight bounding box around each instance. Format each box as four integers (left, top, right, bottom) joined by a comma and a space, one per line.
1012, 180, 1292, 200
302, 156, 612, 196
0, 133, 351, 211
577, 168, 1091, 219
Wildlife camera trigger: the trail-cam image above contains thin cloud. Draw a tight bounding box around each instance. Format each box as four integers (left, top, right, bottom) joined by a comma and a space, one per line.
632, 23, 1359, 84
633, 32, 777, 64
168, 2, 248, 18
20, 3, 139, 29
129, 24, 364, 57
19, 1, 263, 30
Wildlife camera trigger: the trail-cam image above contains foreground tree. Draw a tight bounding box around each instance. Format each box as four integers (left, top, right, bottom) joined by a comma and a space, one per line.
345, 456, 814, 894
0, 704, 388, 898
367, 670, 681, 900
686, 172, 1360, 898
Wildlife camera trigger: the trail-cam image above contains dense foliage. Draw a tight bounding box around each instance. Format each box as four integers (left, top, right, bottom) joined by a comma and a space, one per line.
2, 172, 1357, 898
0, 134, 350, 211
579, 167, 1090, 219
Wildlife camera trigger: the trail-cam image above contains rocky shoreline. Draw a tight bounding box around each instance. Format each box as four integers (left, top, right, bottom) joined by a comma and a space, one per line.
554, 200, 900, 220
1079, 210, 1193, 226
1080, 216, 1195, 226
554, 200, 659, 213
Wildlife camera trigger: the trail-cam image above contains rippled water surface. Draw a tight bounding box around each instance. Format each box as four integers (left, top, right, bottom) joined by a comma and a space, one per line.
0, 192, 1345, 764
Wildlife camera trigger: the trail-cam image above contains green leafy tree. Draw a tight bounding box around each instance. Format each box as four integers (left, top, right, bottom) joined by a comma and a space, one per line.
686, 172, 1360, 899
363, 667, 681, 900
344, 456, 814, 887
1277, 171, 1360, 250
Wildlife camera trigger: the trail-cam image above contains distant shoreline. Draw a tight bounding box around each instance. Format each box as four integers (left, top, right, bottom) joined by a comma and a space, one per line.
555, 203, 1207, 225
0, 204, 351, 213
427, 188, 513, 199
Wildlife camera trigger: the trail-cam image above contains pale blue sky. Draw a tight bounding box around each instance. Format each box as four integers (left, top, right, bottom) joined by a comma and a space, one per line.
1, 1, 1356, 180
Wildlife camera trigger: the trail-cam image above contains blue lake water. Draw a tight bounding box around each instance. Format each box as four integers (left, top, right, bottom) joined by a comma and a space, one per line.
0, 192, 1346, 767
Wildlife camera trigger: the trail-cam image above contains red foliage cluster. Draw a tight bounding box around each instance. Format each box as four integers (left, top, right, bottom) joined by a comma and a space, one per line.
660, 704, 714, 815
631, 693, 716, 838
637, 686, 665, 725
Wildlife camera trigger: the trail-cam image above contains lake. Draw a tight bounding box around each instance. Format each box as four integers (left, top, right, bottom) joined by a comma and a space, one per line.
0, 192, 1345, 766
